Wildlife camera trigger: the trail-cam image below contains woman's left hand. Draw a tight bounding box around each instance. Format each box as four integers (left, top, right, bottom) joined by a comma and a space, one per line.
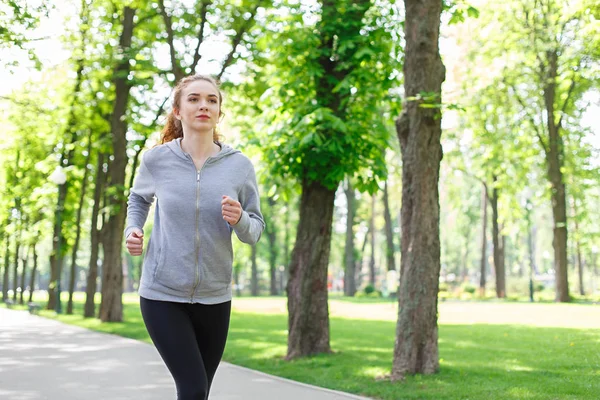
221, 195, 242, 226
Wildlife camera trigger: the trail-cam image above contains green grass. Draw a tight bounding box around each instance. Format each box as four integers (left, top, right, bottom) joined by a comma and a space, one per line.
5, 292, 600, 400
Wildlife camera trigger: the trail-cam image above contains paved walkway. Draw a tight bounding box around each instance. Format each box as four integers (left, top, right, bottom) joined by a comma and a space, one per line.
0, 308, 371, 400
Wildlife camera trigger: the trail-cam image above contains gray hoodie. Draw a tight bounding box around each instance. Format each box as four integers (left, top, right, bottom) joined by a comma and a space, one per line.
125, 138, 265, 304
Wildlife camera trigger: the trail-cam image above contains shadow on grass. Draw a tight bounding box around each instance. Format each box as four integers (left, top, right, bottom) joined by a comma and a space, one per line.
225, 312, 600, 400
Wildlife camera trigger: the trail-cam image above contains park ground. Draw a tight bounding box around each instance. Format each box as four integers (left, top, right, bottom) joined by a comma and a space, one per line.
4, 293, 599, 400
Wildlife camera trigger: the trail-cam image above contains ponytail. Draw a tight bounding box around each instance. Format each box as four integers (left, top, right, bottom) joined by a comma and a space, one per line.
160, 112, 184, 144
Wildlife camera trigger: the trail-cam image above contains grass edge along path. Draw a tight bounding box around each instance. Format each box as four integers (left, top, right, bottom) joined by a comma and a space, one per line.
5, 293, 599, 400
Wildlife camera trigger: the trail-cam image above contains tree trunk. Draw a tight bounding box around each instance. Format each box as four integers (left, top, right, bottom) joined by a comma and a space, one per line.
391, 0, 445, 380
234, 266, 241, 297
383, 180, 396, 272
543, 49, 569, 302
19, 248, 28, 305
574, 217, 584, 296
2, 236, 9, 302
47, 53, 87, 311
479, 184, 488, 296
48, 182, 67, 310
461, 227, 472, 281
99, 6, 136, 322
490, 177, 506, 298
356, 225, 370, 290
28, 244, 38, 303
343, 178, 357, 296
591, 250, 598, 296
527, 211, 537, 276
265, 197, 278, 296
84, 153, 105, 318
284, 205, 290, 270
576, 241, 584, 296
286, 181, 335, 359
67, 133, 92, 314
369, 194, 376, 286
251, 244, 258, 296
12, 228, 20, 302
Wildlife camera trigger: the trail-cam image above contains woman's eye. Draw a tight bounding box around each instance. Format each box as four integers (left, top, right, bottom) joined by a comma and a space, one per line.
210, 99, 217, 103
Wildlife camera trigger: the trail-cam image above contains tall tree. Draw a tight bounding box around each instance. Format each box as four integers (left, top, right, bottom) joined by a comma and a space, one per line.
99, 5, 136, 322
67, 133, 92, 314
392, 0, 445, 379
84, 152, 106, 318
259, 0, 395, 359
496, 0, 596, 301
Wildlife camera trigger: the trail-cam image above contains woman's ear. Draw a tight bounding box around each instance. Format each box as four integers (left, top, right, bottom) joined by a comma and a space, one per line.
173, 108, 181, 120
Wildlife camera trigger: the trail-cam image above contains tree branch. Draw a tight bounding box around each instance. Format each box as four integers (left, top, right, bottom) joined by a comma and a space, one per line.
158, 0, 184, 81
216, 2, 263, 80
135, 10, 160, 27
190, 0, 212, 73
152, 95, 170, 127
0, 96, 48, 113
505, 79, 549, 155
556, 76, 576, 132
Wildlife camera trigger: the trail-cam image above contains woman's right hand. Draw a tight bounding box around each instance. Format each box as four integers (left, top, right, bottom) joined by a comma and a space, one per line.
126, 229, 144, 256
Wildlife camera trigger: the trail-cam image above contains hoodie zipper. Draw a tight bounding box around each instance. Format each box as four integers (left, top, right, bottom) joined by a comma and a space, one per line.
190, 169, 201, 302
190, 158, 212, 302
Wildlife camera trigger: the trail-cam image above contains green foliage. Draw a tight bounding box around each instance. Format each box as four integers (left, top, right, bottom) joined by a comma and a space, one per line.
242, 0, 401, 193
0, 0, 50, 68
443, 0, 480, 24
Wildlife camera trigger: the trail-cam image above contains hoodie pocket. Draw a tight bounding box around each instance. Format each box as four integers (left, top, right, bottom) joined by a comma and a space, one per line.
201, 264, 233, 290
151, 247, 163, 281
153, 249, 196, 292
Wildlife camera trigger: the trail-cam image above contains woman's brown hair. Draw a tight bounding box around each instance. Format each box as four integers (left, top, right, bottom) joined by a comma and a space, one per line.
160, 74, 224, 144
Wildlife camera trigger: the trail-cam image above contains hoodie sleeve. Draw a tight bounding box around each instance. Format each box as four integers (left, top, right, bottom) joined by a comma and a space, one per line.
232, 162, 265, 245
124, 152, 156, 239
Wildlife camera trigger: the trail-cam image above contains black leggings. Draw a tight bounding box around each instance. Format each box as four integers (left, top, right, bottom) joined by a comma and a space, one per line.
140, 297, 231, 400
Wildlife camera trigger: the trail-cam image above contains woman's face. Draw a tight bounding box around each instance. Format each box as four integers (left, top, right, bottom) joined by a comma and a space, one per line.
175, 80, 221, 134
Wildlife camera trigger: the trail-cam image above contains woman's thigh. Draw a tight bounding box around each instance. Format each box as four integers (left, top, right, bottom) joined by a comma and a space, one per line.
140, 297, 208, 396
189, 301, 231, 387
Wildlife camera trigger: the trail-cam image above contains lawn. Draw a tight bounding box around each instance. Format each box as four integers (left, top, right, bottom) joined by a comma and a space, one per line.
6, 293, 600, 400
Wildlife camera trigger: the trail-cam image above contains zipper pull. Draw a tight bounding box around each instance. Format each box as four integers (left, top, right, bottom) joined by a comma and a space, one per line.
197, 171, 200, 181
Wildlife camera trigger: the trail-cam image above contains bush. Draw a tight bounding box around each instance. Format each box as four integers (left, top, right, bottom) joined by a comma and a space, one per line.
438, 283, 449, 292
461, 283, 476, 294
535, 283, 545, 292
364, 284, 375, 295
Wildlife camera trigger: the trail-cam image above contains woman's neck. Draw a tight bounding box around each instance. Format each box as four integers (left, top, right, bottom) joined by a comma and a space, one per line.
180, 131, 219, 160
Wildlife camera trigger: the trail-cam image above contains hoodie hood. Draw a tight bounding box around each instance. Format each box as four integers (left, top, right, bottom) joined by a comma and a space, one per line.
165, 137, 240, 162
